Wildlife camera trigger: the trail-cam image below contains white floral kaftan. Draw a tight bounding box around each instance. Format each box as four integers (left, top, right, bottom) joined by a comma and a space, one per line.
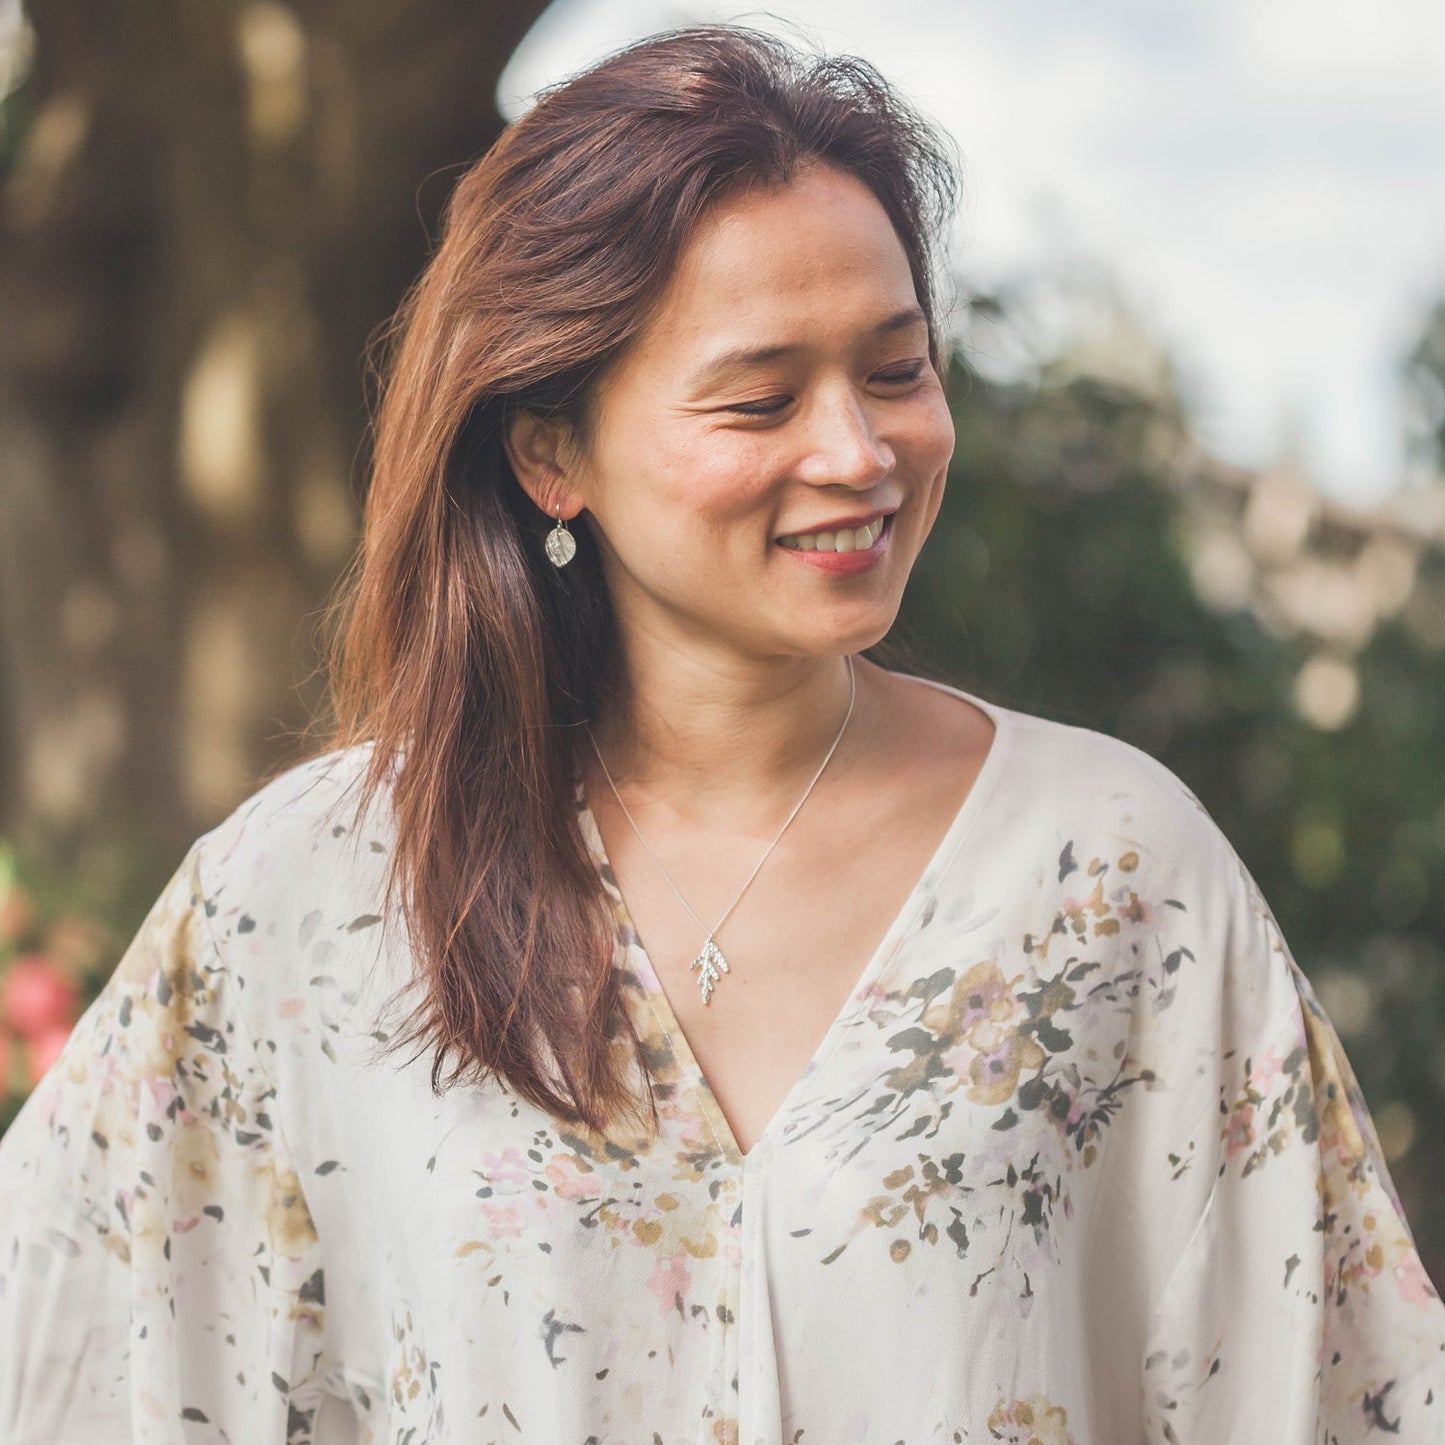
3, 676, 1444, 1443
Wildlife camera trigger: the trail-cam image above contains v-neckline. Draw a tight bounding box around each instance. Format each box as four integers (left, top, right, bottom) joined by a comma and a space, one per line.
576, 673, 1015, 1169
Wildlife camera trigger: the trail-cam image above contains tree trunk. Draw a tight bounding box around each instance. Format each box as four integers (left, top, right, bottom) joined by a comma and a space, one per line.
0, 0, 549, 901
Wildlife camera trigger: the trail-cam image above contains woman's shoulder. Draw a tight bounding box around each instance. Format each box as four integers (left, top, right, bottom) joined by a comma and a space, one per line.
1006, 700, 1210, 809
197, 737, 382, 845
958, 696, 1306, 1100
187, 740, 395, 931
915, 677, 1226, 848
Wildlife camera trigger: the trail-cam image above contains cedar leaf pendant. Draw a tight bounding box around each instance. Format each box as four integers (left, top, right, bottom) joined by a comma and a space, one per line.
690, 937, 730, 1006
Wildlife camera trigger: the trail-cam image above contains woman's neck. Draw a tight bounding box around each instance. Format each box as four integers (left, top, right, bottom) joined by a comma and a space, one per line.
585, 645, 874, 829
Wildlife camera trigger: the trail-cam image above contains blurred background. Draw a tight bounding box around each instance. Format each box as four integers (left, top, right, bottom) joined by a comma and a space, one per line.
0, 0, 1442, 1280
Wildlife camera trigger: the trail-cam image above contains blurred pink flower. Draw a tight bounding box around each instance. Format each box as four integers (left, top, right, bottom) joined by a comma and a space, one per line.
24, 1024, 72, 1088
1, 954, 80, 1039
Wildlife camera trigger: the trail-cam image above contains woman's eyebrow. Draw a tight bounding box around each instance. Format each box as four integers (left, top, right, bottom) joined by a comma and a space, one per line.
685, 304, 928, 390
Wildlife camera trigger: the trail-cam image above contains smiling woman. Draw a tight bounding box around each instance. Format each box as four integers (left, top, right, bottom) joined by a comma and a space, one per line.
2, 20, 1445, 1445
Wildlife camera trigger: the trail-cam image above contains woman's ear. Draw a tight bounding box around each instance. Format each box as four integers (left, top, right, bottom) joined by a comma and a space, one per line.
503, 409, 585, 520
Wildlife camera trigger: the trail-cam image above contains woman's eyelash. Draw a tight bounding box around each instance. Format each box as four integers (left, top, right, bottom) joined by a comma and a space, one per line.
727, 362, 927, 416
877, 361, 927, 386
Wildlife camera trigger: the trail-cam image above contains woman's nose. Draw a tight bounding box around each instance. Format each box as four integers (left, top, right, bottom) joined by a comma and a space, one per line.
798, 390, 894, 489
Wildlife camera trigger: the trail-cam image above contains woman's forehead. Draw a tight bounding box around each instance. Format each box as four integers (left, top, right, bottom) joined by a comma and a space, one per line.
629, 171, 922, 366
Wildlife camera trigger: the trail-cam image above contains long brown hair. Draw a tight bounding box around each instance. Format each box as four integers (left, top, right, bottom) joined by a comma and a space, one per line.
315, 23, 962, 1137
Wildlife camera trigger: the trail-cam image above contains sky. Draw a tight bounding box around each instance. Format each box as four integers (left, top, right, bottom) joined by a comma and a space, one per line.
498, 0, 1445, 507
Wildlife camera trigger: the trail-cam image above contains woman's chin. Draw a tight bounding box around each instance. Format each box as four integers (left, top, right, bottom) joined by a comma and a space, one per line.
770, 609, 900, 660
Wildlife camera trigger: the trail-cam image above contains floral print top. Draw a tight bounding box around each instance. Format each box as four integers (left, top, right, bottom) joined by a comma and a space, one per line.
3, 674, 1444, 1445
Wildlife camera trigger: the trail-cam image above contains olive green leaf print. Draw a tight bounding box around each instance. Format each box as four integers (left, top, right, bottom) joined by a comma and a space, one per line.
809, 838, 1167, 1305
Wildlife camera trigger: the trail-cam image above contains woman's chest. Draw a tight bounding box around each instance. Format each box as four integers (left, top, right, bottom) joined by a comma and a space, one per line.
595, 790, 992, 1158
310, 866, 1156, 1299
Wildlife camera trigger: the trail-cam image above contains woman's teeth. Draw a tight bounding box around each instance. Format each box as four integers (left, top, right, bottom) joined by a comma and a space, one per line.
777, 516, 886, 552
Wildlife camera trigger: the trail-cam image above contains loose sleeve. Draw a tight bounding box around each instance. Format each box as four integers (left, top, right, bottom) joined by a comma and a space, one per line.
1142, 861, 1445, 1442
0, 842, 331, 1442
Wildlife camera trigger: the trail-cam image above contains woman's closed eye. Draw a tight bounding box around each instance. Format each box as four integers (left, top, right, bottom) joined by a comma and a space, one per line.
725, 360, 929, 417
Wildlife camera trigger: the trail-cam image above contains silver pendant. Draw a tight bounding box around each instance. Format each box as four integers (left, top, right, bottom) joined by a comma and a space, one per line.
545, 520, 576, 567
690, 937, 730, 1005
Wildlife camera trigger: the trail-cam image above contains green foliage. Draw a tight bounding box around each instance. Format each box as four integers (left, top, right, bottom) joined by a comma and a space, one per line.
1405, 300, 1445, 475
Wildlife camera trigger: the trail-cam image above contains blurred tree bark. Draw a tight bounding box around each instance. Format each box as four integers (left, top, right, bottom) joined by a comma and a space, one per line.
0, 0, 548, 898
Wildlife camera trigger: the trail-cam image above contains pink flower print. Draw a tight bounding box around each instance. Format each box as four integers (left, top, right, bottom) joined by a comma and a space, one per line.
859, 978, 894, 1016
955, 960, 1020, 1039
142, 1076, 179, 1117
964, 1019, 1014, 1064
479, 1146, 530, 1189
1250, 1043, 1285, 1094
646, 1252, 692, 1318
968, 1031, 1047, 1107
1224, 1100, 1257, 1158
927, 959, 1021, 1050
546, 1152, 598, 1202
1066, 1094, 1090, 1131
1394, 1251, 1440, 1310
479, 1201, 524, 1239
1114, 887, 1152, 924
719, 1227, 743, 1269
1042, 1088, 1090, 1145
940, 1037, 975, 1084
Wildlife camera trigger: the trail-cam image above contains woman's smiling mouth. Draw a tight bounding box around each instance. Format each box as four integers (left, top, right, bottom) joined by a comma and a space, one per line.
776, 511, 892, 552
775, 512, 893, 571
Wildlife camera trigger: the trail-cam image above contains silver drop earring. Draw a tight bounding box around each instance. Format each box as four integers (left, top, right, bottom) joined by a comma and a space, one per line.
544, 501, 577, 568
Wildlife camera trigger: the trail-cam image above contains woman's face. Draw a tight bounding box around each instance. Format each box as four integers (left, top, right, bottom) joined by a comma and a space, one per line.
522, 161, 955, 664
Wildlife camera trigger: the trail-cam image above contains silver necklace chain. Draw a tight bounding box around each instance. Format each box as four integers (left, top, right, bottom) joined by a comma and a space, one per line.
586, 654, 857, 1005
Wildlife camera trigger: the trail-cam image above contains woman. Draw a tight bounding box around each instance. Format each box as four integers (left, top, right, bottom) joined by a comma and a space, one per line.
2, 22, 1443, 1444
